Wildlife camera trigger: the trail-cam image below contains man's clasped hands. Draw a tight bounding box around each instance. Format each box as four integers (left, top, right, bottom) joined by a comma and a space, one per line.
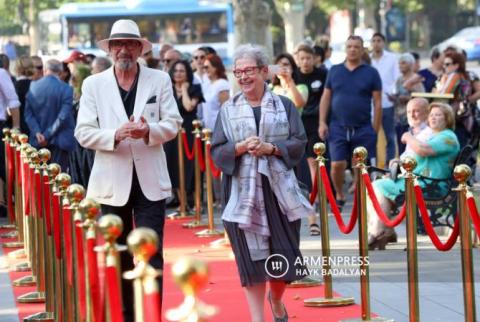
115, 115, 150, 145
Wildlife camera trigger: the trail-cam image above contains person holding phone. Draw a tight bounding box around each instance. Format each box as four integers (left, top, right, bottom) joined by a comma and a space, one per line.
271, 53, 308, 112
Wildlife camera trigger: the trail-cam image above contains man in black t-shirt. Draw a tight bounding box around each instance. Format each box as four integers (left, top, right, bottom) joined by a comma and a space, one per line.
294, 44, 327, 235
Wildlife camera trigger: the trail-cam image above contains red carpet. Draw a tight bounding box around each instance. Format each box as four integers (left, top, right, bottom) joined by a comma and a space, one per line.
2, 218, 373, 321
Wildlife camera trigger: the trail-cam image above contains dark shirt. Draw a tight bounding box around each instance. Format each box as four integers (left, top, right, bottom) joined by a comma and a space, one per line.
116, 68, 139, 118
326, 63, 382, 127
14, 78, 31, 134
295, 67, 328, 117
418, 68, 438, 93
173, 83, 204, 131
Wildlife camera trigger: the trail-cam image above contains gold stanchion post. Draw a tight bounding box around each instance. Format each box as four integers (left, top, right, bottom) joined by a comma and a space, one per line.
303, 143, 353, 301
183, 120, 207, 229
123, 228, 162, 322
453, 164, 477, 322
67, 183, 86, 322
341, 147, 393, 322
97, 214, 127, 322
402, 157, 420, 321
12, 146, 38, 287
23, 149, 54, 322
79, 198, 101, 322
166, 257, 218, 322
168, 128, 194, 220
196, 128, 223, 238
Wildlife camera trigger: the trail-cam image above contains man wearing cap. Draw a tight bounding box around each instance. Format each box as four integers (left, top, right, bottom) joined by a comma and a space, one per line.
75, 19, 182, 321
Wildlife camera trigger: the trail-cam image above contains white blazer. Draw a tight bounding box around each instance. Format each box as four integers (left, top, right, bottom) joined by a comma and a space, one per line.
75, 64, 183, 206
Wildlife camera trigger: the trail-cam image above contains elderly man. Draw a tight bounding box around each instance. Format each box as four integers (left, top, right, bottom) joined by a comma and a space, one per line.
91, 56, 112, 74
75, 19, 182, 321
368, 97, 431, 248
161, 48, 182, 72
25, 59, 75, 170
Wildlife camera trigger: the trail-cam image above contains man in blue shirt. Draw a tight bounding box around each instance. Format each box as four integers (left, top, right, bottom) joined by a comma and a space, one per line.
318, 35, 382, 206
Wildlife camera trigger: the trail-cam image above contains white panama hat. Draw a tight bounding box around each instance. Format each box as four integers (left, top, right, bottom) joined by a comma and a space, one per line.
97, 19, 152, 55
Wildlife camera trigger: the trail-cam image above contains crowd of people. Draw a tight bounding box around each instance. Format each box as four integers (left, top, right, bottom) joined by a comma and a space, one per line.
1, 18, 479, 322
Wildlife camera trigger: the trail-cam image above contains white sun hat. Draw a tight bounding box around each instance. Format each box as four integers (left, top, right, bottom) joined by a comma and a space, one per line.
96, 19, 152, 55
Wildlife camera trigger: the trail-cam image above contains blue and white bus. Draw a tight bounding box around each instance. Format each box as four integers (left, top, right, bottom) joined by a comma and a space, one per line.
39, 0, 234, 63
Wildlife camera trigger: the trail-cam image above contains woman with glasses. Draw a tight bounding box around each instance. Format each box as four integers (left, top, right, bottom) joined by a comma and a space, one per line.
201, 54, 230, 131
191, 48, 208, 84
167, 60, 204, 208
211, 44, 312, 322
270, 53, 307, 112
435, 51, 472, 147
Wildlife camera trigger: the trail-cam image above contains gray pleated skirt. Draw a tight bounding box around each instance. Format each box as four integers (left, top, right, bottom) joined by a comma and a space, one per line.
223, 175, 307, 287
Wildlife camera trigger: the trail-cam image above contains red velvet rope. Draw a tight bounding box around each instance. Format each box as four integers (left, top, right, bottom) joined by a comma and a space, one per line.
35, 172, 42, 218
143, 291, 162, 322
105, 265, 124, 322
75, 223, 86, 320
206, 143, 221, 178
320, 165, 358, 234
362, 173, 407, 228
467, 196, 480, 237
63, 206, 73, 284
414, 184, 459, 251
6, 143, 14, 222
181, 131, 195, 160
309, 170, 318, 205
23, 162, 30, 215
52, 194, 61, 259
42, 175, 52, 235
87, 237, 103, 322
196, 137, 206, 172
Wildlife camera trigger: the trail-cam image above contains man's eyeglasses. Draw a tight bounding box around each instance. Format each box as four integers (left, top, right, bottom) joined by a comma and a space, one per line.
233, 66, 261, 78
193, 55, 205, 60
162, 59, 172, 65
109, 40, 141, 50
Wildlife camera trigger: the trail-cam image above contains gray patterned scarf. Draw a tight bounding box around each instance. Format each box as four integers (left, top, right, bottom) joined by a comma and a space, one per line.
220, 89, 313, 261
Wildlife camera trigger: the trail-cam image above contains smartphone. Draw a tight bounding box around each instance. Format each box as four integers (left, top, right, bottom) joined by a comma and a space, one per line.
268, 64, 281, 75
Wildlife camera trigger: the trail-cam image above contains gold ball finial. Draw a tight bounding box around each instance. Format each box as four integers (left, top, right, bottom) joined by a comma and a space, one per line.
313, 142, 326, 157
25, 146, 36, 157
78, 198, 100, 220
55, 173, 71, 192
192, 119, 202, 129
127, 228, 159, 263
202, 128, 212, 140
401, 156, 417, 173
3, 127, 11, 138
10, 130, 19, 142
67, 184, 86, 205
98, 214, 123, 244
172, 257, 209, 295
352, 147, 368, 164
453, 164, 472, 184
38, 148, 51, 164
47, 163, 61, 179
30, 151, 40, 165
19, 134, 29, 144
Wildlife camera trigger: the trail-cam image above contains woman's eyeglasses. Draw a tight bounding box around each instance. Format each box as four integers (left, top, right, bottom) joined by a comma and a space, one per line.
233, 66, 261, 78
443, 62, 453, 67
35, 65, 43, 70
194, 55, 205, 60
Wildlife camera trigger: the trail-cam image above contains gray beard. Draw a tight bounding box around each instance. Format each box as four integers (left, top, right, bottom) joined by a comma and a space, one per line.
116, 60, 133, 70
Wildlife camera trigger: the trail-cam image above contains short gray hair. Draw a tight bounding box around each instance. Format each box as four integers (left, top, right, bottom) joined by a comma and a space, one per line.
45, 59, 63, 74
399, 53, 415, 65
233, 44, 269, 67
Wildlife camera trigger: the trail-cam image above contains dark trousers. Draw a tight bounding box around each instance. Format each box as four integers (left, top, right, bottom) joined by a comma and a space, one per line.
101, 168, 166, 322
